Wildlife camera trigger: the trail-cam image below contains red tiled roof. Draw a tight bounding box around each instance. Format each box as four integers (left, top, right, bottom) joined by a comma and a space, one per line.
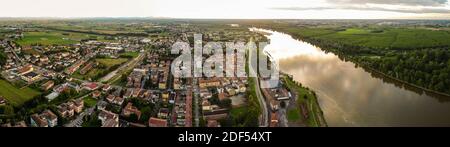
148, 117, 167, 127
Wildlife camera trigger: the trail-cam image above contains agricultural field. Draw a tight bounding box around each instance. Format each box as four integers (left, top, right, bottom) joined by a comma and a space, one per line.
283, 27, 450, 49
15, 31, 105, 46
0, 79, 41, 107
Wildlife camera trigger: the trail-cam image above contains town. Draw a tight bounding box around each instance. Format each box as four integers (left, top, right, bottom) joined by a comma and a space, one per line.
0, 20, 326, 127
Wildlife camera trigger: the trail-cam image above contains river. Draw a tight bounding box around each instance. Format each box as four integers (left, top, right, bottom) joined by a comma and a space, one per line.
252, 28, 450, 127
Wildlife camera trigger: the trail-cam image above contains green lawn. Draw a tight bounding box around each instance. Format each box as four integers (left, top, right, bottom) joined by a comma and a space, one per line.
83, 96, 98, 108
0, 79, 41, 107
287, 107, 301, 122
119, 52, 139, 58
230, 106, 248, 117
95, 58, 128, 67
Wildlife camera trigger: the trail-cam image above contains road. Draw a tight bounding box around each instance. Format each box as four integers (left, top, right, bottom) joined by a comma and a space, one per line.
193, 78, 200, 127
248, 45, 269, 127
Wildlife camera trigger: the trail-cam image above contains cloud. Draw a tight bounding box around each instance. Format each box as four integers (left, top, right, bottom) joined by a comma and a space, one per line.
328, 0, 448, 6
272, 6, 450, 14
271, 0, 450, 14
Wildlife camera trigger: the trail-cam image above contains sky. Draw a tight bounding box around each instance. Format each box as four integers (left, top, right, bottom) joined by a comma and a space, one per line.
1, 0, 450, 19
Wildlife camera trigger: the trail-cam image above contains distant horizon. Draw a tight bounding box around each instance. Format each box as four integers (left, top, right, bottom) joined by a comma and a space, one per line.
2, 0, 450, 19
1, 16, 450, 20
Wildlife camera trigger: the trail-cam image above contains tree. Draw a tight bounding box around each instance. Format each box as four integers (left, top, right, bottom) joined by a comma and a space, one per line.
129, 113, 139, 122
280, 101, 286, 109
2, 105, 14, 116
219, 99, 232, 109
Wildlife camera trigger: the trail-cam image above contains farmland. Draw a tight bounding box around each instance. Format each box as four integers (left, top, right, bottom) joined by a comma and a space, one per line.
15, 31, 105, 46
280, 27, 450, 49
0, 79, 41, 107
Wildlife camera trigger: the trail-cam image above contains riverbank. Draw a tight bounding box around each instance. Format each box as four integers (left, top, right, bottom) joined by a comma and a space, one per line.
281, 73, 327, 127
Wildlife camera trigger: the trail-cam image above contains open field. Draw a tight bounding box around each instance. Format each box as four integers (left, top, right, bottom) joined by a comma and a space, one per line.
96, 58, 128, 67
73, 58, 128, 81
0, 79, 41, 107
15, 31, 104, 46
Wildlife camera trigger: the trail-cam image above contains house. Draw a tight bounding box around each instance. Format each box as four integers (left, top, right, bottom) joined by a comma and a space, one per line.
102, 84, 111, 92
199, 78, 221, 89
173, 78, 182, 90
161, 91, 170, 103
83, 82, 99, 91
18, 64, 33, 75
57, 99, 84, 118
41, 80, 55, 91
123, 88, 133, 98
98, 110, 119, 127
92, 90, 101, 98
207, 120, 219, 127
97, 100, 108, 110
158, 108, 169, 119
106, 94, 115, 102
21, 72, 41, 83
112, 96, 124, 105
148, 117, 168, 127
122, 102, 142, 120
0, 97, 6, 105
132, 89, 141, 98
30, 110, 58, 127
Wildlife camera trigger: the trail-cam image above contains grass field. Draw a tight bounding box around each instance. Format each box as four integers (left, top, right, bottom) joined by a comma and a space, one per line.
73, 58, 128, 81
283, 27, 450, 49
83, 96, 98, 108
95, 58, 128, 67
287, 107, 301, 122
0, 79, 41, 107
16, 31, 104, 46
119, 52, 140, 58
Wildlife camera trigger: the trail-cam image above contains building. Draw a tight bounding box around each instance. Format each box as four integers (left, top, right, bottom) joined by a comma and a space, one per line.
98, 110, 119, 127
207, 120, 219, 127
41, 80, 55, 91
57, 99, 84, 118
92, 90, 101, 98
83, 82, 99, 91
21, 72, 41, 83
30, 110, 58, 127
18, 64, 33, 75
148, 117, 168, 127
122, 102, 142, 120
199, 78, 221, 89
0, 97, 6, 105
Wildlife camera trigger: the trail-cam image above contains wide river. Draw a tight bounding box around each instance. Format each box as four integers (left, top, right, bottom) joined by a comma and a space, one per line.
253, 28, 450, 126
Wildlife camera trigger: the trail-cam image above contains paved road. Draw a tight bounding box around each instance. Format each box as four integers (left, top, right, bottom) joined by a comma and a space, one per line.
193, 78, 200, 127
248, 45, 269, 127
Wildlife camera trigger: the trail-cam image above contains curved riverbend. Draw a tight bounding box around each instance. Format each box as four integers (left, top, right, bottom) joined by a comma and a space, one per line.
252, 28, 450, 127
